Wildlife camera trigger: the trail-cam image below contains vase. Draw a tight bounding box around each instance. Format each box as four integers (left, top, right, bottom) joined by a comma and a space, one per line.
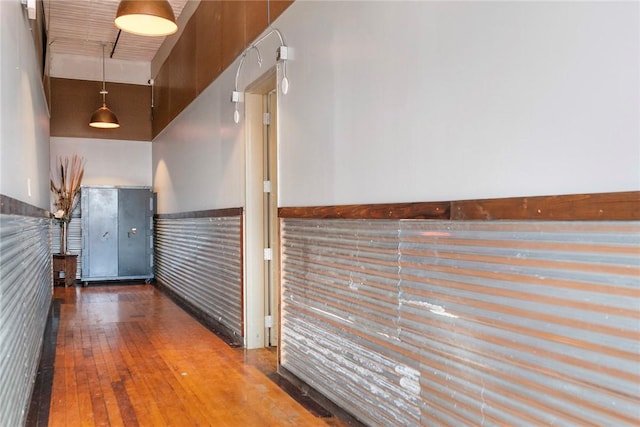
59, 222, 68, 255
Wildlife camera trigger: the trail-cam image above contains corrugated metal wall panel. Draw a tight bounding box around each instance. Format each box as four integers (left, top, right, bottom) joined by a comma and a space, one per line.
400, 221, 639, 426
281, 219, 419, 426
280, 219, 640, 426
0, 214, 52, 426
155, 216, 243, 339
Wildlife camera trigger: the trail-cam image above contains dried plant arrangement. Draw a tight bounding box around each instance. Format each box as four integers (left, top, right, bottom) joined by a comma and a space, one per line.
50, 155, 85, 224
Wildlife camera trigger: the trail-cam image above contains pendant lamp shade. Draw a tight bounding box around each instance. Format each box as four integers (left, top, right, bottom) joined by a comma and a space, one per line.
89, 43, 120, 129
115, 0, 178, 37
90, 106, 120, 128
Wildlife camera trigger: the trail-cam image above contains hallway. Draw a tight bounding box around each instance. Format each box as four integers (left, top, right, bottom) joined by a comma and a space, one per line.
37, 284, 345, 426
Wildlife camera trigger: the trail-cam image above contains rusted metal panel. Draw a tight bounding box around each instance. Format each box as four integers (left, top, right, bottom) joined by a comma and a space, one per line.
0, 214, 52, 426
280, 218, 640, 426
154, 216, 243, 339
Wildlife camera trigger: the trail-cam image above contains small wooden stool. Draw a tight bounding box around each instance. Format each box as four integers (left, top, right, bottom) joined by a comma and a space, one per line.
53, 254, 77, 287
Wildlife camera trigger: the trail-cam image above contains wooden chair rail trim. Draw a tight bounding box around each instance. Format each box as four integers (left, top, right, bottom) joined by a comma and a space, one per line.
278, 191, 639, 221
155, 207, 243, 220
0, 194, 50, 218
278, 202, 450, 220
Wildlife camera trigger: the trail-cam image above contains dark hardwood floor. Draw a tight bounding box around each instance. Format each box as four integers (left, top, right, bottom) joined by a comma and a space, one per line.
28, 284, 349, 426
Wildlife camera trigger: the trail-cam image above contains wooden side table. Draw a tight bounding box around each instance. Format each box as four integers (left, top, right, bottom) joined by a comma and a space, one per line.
53, 254, 77, 287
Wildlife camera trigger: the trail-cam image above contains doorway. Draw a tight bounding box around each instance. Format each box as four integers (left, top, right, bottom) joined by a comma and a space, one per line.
244, 69, 279, 349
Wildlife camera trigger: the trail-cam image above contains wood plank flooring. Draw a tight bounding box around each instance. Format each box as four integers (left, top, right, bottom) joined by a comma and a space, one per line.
48, 284, 345, 426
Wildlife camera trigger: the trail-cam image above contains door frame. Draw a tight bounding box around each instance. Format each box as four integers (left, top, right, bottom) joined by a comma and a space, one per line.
243, 68, 279, 349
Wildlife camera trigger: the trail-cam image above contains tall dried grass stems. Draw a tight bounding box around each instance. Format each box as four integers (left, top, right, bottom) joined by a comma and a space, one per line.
50, 155, 85, 223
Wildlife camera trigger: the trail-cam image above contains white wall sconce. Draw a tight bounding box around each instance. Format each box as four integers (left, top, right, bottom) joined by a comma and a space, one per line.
231, 90, 244, 124
231, 28, 291, 124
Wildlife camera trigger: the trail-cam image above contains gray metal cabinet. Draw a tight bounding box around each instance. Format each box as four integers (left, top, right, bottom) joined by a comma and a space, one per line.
81, 187, 154, 283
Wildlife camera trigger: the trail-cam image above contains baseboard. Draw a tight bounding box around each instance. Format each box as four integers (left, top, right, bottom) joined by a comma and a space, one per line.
154, 280, 244, 348
278, 366, 367, 427
26, 298, 61, 427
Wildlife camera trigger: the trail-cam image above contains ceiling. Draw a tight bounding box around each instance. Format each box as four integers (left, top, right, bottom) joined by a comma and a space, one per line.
42, 0, 190, 63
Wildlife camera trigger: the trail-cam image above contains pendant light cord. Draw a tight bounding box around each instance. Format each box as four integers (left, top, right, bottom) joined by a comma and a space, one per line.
267, 0, 271, 27
101, 43, 107, 107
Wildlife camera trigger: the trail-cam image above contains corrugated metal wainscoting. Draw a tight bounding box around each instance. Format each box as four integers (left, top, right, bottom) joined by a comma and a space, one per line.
280, 219, 640, 426
0, 214, 52, 426
155, 215, 243, 340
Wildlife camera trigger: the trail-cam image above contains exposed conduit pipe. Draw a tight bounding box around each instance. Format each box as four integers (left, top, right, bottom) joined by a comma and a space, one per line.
110, 30, 121, 58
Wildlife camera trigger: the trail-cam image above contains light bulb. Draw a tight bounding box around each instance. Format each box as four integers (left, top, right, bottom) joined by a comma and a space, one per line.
233, 108, 240, 124
281, 77, 289, 95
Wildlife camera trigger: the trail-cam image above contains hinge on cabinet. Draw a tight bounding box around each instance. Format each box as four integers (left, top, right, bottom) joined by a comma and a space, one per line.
264, 248, 273, 261
264, 316, 273, 328
263, 180, 271, 193
263, 112, 271, 125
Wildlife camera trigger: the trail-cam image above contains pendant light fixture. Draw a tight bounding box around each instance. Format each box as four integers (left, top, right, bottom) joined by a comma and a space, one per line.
115, 0, 177, 37
89, 43, 120, 129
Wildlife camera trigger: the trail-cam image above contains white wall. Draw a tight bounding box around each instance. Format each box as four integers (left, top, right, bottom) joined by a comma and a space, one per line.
153, 1, 639, 212
277, 1, 639, 206
152, 66, 247, 213
50, 53, 150, 85
51, 137, 152, 187
0, 1, 50, 208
